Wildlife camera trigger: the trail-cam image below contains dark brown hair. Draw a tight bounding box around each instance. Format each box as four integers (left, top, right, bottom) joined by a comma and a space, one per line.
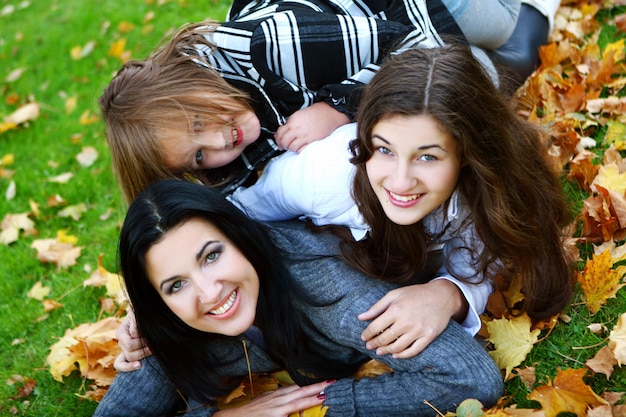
344, 44, 575, 320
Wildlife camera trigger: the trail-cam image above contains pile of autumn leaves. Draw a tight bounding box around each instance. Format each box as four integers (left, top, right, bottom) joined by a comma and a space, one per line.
2, 1, 626, 416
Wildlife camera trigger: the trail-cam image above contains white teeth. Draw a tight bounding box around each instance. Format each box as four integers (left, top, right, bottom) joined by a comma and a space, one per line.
389, 191, 420, 202
209, 290, 237, 315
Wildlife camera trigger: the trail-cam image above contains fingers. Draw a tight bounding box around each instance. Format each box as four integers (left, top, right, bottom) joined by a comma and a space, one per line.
114, 352, 142, 372
274, 125, 310, 153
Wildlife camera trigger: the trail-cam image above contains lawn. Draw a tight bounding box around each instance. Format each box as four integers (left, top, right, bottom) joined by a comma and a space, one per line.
1, 1, 625, 416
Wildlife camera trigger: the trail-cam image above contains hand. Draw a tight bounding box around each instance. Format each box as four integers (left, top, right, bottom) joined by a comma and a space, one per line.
114, 312, 151, 372
214, 380, 334, 417
274, 102, 350, 152
358, 280, 468, 359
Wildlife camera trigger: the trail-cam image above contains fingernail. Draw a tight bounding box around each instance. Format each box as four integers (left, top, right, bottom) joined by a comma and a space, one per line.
326, 379, 336, 384
317, 393, 327, 401
133, 362, 141, 369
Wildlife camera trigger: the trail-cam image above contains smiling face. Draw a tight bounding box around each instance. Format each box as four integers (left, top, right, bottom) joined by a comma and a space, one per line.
161, 110, 261, 171
365, 114, 462, 226
145, 218, 260, 335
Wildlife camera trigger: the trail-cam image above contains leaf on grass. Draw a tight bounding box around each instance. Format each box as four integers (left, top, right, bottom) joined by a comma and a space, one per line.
508, 366, 536, 390
70, 40, 95, 60
486, 314, 540, 378
528, 368, 607, 417
76, 146, 98, 167
27, 282, 51, 301
4, 67, 25, 82
592, 163, 626, 195
498, 405, 546, 416
84, 254, 127, 307
46, 316, 122, 387
79, 110, 99, 125
58, 203, 87, 221
6, 375, 36, 400
585, 346, 618, 379
608, 312, 626, 366
42, 299, 63, 312
5, 179, 16, 200
577, 246, 626, 314
30, 237, 82, 269
1, 212, 35, 245
64, 95, 77, 114
3, 102, 40, 126
47, 172, 73, 183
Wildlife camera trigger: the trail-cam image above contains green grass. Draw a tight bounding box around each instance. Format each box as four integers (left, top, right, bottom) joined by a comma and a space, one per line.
0, 1, 230, 415
0, 1, 625, 416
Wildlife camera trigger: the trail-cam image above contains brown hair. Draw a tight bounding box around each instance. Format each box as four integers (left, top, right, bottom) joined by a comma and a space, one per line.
345, 44, 575, 320
99, 21, 252, 204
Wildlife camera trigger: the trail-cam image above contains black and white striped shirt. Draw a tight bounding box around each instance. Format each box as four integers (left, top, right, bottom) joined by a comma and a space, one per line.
195, 0, 463, 193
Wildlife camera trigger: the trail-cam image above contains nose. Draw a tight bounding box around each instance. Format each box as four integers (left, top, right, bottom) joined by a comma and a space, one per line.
193, 274, 223, 306
390, 160, 417, 191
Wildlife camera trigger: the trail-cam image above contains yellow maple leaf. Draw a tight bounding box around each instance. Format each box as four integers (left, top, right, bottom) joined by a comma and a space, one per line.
528, 368, 607, 417
577, 247, 626, 314
604, 121, 626, 151
608, 312, 626, 366
486, 314, 540, 378
47, 317, 122, 386
592, 163, 626, 195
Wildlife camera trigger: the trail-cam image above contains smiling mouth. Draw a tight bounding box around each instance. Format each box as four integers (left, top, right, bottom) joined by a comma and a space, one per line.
208, 290, 237, 315
389, 190, 422, 202
232, 127, 243, 147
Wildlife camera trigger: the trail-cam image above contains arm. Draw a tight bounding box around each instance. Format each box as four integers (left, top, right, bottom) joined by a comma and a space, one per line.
229, 123, 368, 233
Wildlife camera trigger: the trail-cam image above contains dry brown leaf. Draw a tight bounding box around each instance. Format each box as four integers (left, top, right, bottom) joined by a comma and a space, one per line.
76, 146, 98, 167
608, 312, 626, 365
528, 368, 608, 417
585, 346, 618, 379
3, 102, 39, 125
30, 237, 82, 270
1, 212, 35, 245
508, 366, 536, 390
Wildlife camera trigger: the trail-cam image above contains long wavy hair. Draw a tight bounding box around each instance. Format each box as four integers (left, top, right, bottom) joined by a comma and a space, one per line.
99, 21, 252, 205
120, 179, 357, 402
345, 44, 575, 320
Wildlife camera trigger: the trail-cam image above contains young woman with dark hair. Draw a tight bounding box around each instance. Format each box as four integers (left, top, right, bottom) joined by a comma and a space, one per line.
93, 179, 503, 417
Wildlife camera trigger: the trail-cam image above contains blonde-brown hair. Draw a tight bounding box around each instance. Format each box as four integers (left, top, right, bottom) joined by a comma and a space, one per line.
99, 21, 252, 204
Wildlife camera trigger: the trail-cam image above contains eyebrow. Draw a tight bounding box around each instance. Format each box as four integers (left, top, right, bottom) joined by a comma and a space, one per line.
158, 240, 217, 291
371, 134, 448, 152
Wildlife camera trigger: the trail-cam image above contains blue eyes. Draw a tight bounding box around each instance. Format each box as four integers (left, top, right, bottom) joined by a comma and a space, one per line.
195, 150, 203, 164
375, 147, 436, 161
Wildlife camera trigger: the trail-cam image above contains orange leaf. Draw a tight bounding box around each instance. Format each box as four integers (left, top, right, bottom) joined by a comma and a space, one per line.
528, 368, 608, 417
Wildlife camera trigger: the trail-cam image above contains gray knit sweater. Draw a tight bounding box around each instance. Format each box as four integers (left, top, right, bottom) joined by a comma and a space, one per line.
94, 220, 503, 417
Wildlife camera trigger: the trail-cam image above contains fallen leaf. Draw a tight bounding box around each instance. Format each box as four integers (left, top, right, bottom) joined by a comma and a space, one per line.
528, 368, 607, 417
76, 146, 98, 167
58, 203, 87, 221
577, 247, 626, 314
47, 317, 122, 386
7, 375, 36, 400
585, 346, 618, 379
3, 102, 39, 125
27, 282, 51, 301
42, 299, 64, 312
486, 314, 540, 378
608, 312, 626, 365
30, 237, 82, 269
4, 67, 25, 82
5, 180, 16, 200
1, 212, 35, 245
47, 172, 74, 183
